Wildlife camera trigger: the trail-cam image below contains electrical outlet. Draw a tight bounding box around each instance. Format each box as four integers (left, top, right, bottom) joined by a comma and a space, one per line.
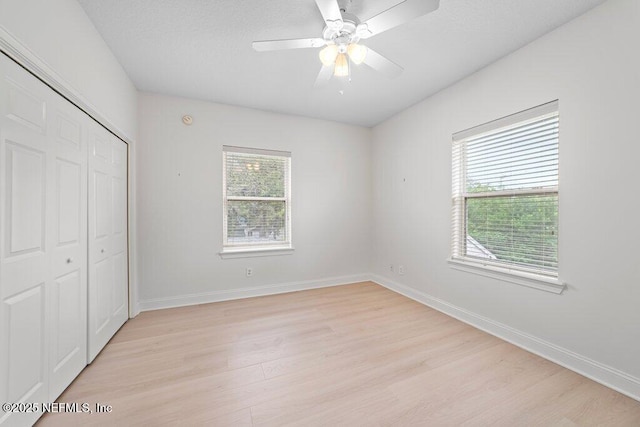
390, 264, 394, 273
246, 267, 253, 277
399, 265, 405, 275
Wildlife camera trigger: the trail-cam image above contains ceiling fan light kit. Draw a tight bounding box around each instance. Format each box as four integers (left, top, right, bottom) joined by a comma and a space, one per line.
319, 43, 367, 75
319, 44, 339, 66
347, 43, 367, 65
252, 0, 440, 85
334, 53, 350, 77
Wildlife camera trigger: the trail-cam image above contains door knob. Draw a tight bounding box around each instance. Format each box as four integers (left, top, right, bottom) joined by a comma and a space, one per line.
66, 258, 73, 264
101, 249, 105, 253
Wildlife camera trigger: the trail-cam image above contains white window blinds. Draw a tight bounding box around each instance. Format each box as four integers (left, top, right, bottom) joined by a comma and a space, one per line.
452, 101, 559, 277
223, 146, 291, 249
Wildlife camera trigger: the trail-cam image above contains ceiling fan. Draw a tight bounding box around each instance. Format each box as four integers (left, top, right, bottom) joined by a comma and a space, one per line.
252, 0, 440, 85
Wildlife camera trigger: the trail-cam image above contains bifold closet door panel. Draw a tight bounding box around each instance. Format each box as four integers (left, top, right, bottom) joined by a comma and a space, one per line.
0, 56, 51, 427
110, 136, 128, 332
47, 94, 88, 401
87, 124, 127, 363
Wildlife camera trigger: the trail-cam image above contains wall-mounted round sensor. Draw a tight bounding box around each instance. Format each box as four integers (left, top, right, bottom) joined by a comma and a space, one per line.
182, 115, 193, 125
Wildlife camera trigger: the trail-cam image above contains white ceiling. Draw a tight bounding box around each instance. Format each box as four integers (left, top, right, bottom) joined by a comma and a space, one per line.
77, 0, 606, 127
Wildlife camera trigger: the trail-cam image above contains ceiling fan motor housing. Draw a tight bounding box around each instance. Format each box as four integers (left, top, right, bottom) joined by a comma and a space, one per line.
322, 13, 360, 47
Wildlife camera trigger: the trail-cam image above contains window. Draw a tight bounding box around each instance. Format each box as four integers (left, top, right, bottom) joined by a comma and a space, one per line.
222, 146, 292, 255
450, 101, 563, 292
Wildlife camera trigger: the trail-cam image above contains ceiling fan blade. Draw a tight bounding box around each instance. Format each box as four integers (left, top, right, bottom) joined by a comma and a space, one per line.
363, 48, 403, 78
358, 0, 439, 39
314, 65, 334, 87
315, 0, 343, 27
252, 38, 326, 51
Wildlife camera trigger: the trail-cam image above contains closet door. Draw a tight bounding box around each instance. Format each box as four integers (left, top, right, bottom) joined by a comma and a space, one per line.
0, 56, 51, 427
48, 96, 88, 399
1, 53, 128, 424
88, 124, 128, 362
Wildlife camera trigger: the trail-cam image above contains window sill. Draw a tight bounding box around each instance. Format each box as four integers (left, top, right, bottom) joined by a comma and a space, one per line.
447, 258, 566, 294
219, 246, 294, 259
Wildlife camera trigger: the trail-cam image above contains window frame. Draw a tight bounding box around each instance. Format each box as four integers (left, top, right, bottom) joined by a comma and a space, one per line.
220, 146, 293, 258
449, 101, 565, 294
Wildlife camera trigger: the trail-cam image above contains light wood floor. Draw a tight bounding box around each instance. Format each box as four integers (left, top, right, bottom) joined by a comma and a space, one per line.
38, 282, 640, 426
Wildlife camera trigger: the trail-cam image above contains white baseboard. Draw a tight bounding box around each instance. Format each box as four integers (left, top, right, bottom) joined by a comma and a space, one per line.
130, 301, 141, 318
370, 273, 640, 403
138, 274, 370, 312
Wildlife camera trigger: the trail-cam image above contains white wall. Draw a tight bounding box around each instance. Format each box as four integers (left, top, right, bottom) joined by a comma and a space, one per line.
0, 0, 137, 140
137, 93, 371, 308
372, 0, 640, 395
